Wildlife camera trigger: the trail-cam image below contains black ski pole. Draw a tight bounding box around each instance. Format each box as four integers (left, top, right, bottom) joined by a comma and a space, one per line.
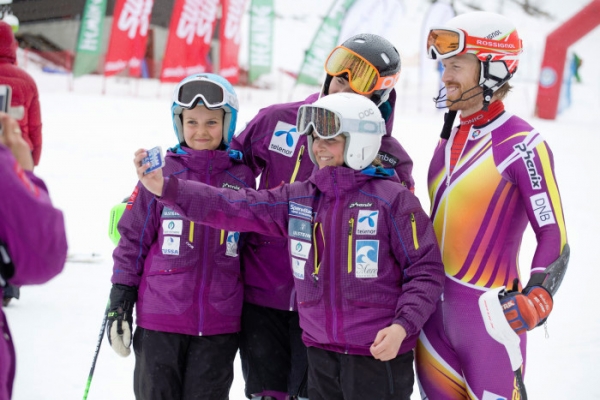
83, 299, 109, 400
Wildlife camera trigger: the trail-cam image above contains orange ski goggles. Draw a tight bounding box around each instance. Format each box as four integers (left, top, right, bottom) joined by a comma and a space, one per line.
427, 27, 522, 60
324, 46, 400, 95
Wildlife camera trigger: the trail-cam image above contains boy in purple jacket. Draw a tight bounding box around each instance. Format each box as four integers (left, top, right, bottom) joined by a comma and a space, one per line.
0, 112, 67, 400
230, 33, 415, 400
134, 93, 445, 400
107, 74, 255, 399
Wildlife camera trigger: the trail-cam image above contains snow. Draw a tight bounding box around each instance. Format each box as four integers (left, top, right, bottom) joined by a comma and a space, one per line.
4, 1, 600, 399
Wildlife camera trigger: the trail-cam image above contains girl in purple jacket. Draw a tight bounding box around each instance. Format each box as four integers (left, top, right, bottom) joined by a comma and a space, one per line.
134, 93, 445, 400
0, 113, 67, 400
108, 74, 255, 399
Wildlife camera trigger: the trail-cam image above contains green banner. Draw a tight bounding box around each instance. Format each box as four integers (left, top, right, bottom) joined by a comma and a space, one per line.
73, 0, 107, 77
248, 0, 275, 83
296, 0, 356, 86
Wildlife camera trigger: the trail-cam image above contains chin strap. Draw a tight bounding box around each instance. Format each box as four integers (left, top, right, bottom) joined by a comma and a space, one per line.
440, 110, 457, 139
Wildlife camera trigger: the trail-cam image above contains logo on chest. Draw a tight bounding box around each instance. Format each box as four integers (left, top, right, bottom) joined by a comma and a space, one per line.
356, 210, 379, 235
269, 121, 300, 157
355, 240, 379, 278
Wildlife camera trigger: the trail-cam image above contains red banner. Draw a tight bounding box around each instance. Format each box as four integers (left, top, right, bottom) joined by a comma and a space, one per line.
219, 0, 247, 84
159, 0, 220, 83
104, 0, 154, 77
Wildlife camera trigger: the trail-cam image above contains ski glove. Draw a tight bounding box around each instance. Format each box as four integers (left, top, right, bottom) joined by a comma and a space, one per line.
106, 284, 137, 357
500, 279, 553, 335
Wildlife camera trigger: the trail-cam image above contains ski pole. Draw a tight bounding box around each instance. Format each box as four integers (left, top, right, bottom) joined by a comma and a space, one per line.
83, 299, 109, 400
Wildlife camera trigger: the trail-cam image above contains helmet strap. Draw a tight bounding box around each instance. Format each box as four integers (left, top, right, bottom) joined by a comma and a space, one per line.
440, 110, 457, 139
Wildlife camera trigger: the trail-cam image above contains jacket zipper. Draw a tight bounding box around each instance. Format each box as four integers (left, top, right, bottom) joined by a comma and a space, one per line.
347, 217, 354, 273
410, 213, 419, 250
290, 145, 305, 184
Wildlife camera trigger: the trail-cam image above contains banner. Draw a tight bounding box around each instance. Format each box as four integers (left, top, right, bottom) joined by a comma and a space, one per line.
219, 0, 247, 84
296, 0, 356, 87
159, 0, 220, 83
248, 0, 274, 83
338, 0, 404, 42
104, 0, 154, 77
73, 0, 108, 77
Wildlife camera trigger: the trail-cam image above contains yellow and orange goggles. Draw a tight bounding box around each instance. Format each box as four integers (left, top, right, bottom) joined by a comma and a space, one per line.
427, 27, 522, 60
324, 46, 400, 95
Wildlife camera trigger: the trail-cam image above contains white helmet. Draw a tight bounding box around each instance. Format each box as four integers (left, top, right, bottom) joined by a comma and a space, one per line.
427, 11, 523, 93
297, 92, 386, 171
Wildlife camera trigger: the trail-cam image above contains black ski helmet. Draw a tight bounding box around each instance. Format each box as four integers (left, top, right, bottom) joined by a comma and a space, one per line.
321, 33, 401, 106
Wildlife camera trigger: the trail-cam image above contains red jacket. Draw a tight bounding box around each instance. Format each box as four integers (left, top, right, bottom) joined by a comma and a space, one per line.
0, 21, 43, 165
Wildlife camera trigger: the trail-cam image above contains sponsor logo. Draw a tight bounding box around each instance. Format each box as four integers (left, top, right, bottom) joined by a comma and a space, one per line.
540, 67, 557, 88
289, 202, 312, 221
377, 151, 398, 167
485, 30, 501, 40
355, 240, 379, 278
269, 121, 299, 158
475, 39, 516, 49
501, 299, 515, 310
482, 390, 507, 400
225, 231, 240, 257
222, 182, 241, 191
290, 239, 311, 259
358, 108, 374, 119
530, 193, 556, 227
514, 143, 542, 189
288, 218, 312, 241
356, 211, 378, 235
162, 236, 180, 255
118, 0, 152, 39
472, 129, 482, 139
162, 219, 183, 235
292, 257, 306, 280
461, 114, 483, 125
349, 202, 373, 208
176, 0, 219, 45
162, 207, 181, 217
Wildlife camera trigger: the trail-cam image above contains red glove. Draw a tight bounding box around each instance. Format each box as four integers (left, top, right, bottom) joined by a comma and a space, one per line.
499, 280, 553, 335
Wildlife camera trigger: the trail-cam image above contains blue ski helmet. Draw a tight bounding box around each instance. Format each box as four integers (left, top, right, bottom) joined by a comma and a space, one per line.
171, 73, 239, 146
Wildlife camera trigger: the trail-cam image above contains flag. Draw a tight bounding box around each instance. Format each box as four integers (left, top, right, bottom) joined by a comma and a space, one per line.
73, 0, 108, 77
159, 0, 220, 83
104, 0, 154, 77
248, 0, 274, 83
219, 0, 247, 84
296, 0, 356, 87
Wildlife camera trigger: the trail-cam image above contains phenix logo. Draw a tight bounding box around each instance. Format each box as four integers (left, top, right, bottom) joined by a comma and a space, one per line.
222, 182, 241, 191
514, 143, 542, 189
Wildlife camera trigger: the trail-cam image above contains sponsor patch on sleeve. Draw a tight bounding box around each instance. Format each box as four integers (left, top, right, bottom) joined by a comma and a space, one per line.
162, 236, 180, 255
225, 231, 240, 257
162, 220, 183, 235
290, 239, 311, 259
289, 202, 312, 221
292, 257, 306, 280
530, 192, 556, 227
126, 186, 139, 210
288, 218, 312, 241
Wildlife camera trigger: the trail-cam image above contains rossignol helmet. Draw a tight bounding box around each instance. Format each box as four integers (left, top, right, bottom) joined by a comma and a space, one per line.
171, 73, 239, 146
297, 92, 386, 171
322, 33, 401, 106
427, 11, 522, 93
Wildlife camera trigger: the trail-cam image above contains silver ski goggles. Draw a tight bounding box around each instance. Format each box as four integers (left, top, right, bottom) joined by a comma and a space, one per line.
296, 105, 385, 139
173, 78, 237, 109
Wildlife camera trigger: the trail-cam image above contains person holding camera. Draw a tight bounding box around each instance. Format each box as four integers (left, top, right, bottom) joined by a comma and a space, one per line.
0, 112, 67, 400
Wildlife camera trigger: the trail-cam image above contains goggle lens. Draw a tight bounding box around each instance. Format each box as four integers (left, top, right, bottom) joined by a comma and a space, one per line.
427, 29, 463, 57
175, 79, 226, 108
325, 47, 380, 94
297, 106, 342, 138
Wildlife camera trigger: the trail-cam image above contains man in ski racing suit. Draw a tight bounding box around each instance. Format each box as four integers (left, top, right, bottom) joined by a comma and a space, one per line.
415, 11, 569, 400
229, 33, 414, 400
135, 93, 444, 400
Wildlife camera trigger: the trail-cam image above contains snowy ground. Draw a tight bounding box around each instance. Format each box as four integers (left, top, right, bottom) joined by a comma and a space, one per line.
4, 1, 600, 399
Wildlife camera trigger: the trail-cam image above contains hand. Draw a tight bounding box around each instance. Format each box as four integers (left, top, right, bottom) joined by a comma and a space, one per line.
500, 279, 553, 335
370, 323, 407, 361
0, 112, 33, 171
106, 284, 137, 357
134, 148, 164, 196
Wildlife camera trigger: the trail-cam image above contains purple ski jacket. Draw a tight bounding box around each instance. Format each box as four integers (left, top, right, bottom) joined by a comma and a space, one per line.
230, 90, 415, 310
111, 148, 255, 336
0, 145, 67, 400
157, 165, 444, 356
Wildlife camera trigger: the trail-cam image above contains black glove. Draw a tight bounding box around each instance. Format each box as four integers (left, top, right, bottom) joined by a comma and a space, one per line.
106, 284, 137, 357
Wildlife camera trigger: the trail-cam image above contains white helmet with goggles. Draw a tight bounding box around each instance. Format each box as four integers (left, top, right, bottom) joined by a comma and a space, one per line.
297, 92, 386, 171
171, 73, 239, 146
427, 11, 523, 93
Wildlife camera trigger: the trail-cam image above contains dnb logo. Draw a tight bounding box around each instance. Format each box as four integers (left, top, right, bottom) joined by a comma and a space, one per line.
269, 121, 300, 157
355, 240, 379, 278
226, 231, 240, 257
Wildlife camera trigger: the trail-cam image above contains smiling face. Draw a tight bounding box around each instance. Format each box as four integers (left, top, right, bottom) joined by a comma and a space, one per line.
311, 132, 346, 169
441, 53, 483, 116
181, 106, 225, 151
